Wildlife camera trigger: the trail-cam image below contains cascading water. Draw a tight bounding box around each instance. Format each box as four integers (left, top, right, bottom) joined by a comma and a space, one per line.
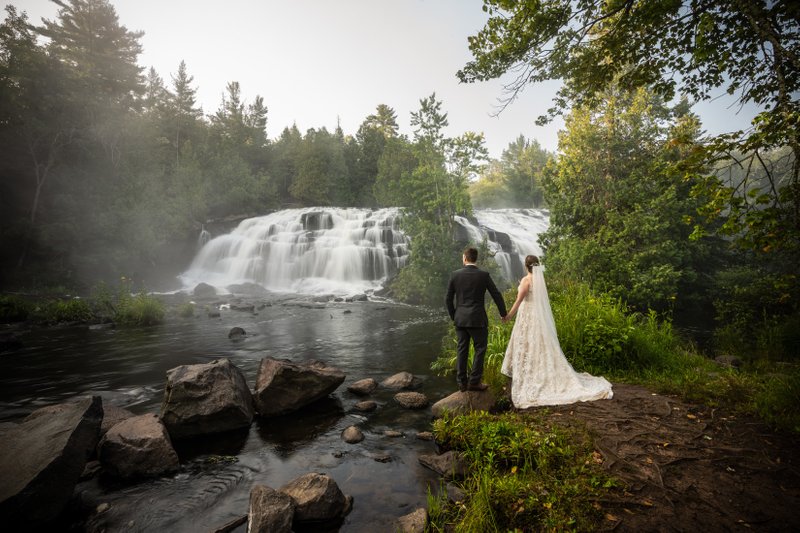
181, 207, 549, 295
466, 208, 550, 281
180, 208, 409, 295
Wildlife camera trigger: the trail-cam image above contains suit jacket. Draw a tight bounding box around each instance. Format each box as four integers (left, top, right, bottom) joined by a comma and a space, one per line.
445, 264, 507, 328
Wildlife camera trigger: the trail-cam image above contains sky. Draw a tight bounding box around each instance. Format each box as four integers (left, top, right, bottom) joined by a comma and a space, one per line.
11, 0, 761, 159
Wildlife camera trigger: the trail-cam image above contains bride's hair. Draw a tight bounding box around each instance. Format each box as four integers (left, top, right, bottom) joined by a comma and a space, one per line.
525, 255, 540, 272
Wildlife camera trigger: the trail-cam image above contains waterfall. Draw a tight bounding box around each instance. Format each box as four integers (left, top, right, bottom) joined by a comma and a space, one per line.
181, 208, 409, 295
181, 207, 549, 295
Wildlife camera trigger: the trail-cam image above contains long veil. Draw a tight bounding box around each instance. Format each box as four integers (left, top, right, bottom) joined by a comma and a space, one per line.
502, 265, 613, 407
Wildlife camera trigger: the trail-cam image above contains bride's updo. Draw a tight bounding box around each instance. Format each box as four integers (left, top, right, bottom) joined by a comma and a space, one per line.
525, 255, 540, 273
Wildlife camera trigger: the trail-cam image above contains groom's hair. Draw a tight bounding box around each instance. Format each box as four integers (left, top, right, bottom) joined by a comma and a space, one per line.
463, 247, 478, 263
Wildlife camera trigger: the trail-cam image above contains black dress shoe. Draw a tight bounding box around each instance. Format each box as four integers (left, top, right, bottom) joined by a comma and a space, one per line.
468, 382, 489, 391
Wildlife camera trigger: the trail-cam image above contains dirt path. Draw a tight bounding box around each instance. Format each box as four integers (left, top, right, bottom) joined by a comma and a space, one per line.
535, 384, 800, 532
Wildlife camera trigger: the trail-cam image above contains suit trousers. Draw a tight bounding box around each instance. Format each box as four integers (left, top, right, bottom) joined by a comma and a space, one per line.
455, 326, 489, 385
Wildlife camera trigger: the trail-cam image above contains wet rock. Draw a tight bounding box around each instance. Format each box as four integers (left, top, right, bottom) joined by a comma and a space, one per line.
341, 426, 364, 444
416, 431, 434, 441
418, 451, 467, 480
248, 484, 295, 533
228, 326, 246, 340
160, 358, 254, 439
0, 396, 103, 531
381, 371, 416, 389
193, 282, 217, 298
280, 473, 353, 525
431, 389, 495, 417
230, 303, 255, 313
373, 454, 392, 463
207, 310, 221, 318
100, 404, 135, 437
254, 357, 345, 417
353, 400, 377, 412
384, 430, 404, 438
227, 282, 270, 297
98, 413, 179, 479
394, 392, 429, 409
347, 378, 378, 396
396, 508, 427, 532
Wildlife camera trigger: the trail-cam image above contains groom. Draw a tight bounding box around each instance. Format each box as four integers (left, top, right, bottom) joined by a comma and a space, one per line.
445, 247, 507, 392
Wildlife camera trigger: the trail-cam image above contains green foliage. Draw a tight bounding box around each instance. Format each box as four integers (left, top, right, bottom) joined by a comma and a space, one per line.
429, 411, 612, 532
35, 298, 93, 324
471, 135, 552, 208
540, 87, 717, 312
0, 295, 32, 322
90, 279, 164, 326
711, 265, 799, 361
178, 302, 195, 318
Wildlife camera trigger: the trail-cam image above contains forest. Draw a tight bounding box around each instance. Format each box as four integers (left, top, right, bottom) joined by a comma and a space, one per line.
1, 0, 798, 361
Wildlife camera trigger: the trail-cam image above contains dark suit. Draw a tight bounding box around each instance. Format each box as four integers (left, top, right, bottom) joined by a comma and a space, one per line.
445, 264, 507, 387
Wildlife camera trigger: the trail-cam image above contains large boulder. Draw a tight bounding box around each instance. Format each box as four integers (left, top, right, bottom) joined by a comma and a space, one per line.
253, 358, 345, 417
248, 484, 295, 533
431, 390, 496, 417
98, 413, 179, 479
99, 404, 135, 437
280, 473, 352, 525
160, 358, 254, 439
192, 282, 217, 298
0, 396, 103, 531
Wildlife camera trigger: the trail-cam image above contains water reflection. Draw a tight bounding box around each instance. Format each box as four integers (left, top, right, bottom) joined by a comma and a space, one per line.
0, 296, 451, 531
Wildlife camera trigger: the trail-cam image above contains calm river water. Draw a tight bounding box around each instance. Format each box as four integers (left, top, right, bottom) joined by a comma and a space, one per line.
0, 293, 454, 532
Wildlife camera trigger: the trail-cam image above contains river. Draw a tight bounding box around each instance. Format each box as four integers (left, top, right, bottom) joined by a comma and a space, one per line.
0, 207, 549, 531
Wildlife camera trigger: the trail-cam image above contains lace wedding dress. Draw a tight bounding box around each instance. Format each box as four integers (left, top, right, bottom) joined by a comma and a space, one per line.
501, 266, 613, 408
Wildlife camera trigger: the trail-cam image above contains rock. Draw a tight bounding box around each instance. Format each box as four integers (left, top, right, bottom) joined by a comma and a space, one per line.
394, 392, 429, 409
253, 357, 345, 417
248, 484, 295, 533
280, 473, 352, 524
100, 404, 135, 437
341, 426, 364, 444
230, 303, 255, 313
714, 355, 742, 369
446, 482, 466, 503
396, 508, 427, 532
418, 451, 467, 480
347, 378, 378, 396
193, 282, 217, 298
416, 431, 434, 441
207, 310, 221, 318
353, 400, 377, 412
227, 282, 270, 297
98, 413, 179, 479
0, 396, 103, 530
228, 326, 246, 340
351, 294, 368, 302
160, 358, 254, 439
373, 454, 392, 463
384, 430, 404, 438
431, 390, 495, 417
381, 371, 416, 389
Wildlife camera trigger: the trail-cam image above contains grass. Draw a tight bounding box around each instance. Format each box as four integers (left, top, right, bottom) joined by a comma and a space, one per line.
0, 278, 165, 327
428, 274, 800, 531
427, 411, 615, 532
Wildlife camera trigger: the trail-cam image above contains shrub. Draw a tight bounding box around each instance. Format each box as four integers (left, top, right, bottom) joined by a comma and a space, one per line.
0, 295, 33, 322
115, 292, 165, 326
178, 302, 195, 318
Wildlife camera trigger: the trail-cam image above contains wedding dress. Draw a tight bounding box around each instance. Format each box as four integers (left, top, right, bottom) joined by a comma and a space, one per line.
501, 266, 613, 408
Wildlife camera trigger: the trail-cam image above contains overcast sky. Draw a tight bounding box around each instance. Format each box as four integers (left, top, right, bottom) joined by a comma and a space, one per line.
12, 0, 761, 158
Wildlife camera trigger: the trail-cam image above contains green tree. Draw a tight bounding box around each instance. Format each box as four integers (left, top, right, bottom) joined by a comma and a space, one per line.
541, 87, 715, 311
166, 60, 203, 169
39, 0, 143, 111
460, 0, 800, 267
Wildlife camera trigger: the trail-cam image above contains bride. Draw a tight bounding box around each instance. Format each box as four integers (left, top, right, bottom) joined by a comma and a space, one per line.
501, 255, 613, 408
